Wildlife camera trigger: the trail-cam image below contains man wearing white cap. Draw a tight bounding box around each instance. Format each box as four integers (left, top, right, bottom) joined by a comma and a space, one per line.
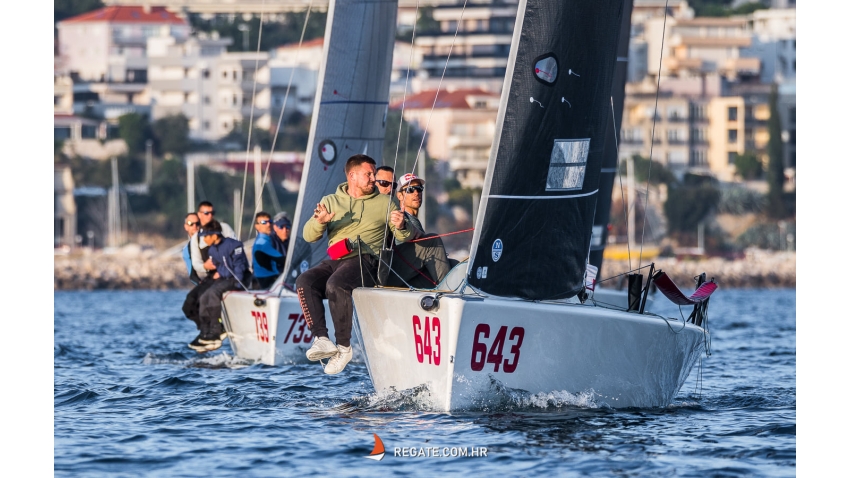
380, 173, 452, 288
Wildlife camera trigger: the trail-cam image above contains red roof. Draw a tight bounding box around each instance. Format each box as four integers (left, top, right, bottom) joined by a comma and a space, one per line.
391, 89, 500, 110
60, 6, 187, 25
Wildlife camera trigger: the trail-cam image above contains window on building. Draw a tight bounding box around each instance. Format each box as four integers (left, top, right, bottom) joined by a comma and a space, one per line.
202, 69, 210, 79
233, 95, 238, 106
789, 107, 796, 123
745, 128, 754, 141
728, 152, 737, 164
54, 96, 61, 105
789, 129, 796, 145
54, 126, 72, 140
81, 125, 97, 139
203, 121, 210, 130
222, 70, 228, 79
204, 96, 210, 105
728, 129, 738, 143
233, 70, 238, 80
745, 105, 754, 120
184, 68, 189, 78
184, 93, 190, 102
728, 107, 738, 122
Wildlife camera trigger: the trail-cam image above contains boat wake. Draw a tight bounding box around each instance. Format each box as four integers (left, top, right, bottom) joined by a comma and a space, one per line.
457, 376, 601, 412
142, 351, 254, 369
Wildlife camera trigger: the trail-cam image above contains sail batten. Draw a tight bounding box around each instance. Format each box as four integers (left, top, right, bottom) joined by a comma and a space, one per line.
466, 0, 625, 300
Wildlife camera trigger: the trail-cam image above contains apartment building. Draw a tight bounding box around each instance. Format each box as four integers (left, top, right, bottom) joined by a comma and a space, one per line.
413, 0, 517, 94
57, 5, 191, 82
745, 8, 796, 83
396, 89, 500, 189
147, 33, 271, 141
622, 76, 771, 182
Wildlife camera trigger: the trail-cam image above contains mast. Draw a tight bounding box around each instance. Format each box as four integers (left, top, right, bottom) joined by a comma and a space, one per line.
466, 0, 626, 300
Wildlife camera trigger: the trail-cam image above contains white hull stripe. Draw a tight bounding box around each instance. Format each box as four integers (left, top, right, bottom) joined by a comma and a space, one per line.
488, 189, 598, 200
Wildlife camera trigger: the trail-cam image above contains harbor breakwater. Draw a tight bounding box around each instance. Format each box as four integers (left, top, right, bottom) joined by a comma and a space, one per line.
54, 246, 795, 291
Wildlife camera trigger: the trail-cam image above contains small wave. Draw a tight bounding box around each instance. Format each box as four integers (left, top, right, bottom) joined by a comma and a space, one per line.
142, 351, 254, 369
55, 389, 100, 406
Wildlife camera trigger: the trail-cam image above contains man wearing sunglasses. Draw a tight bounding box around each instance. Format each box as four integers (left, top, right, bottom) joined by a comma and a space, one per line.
251, 211, 287, 289
380, 173, 452, 289
375, 166, 396, 195
183, 201, 236, 345
298, 154, 412, 375
182, 213, 203, 284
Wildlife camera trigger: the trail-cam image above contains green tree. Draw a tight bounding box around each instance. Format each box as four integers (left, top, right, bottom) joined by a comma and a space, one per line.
416, 7, 440, 33
733, 151, 763, 180
619, 154, 676, 185
118, 113, 150, 156
766, 85, 786, 218
153, 114, 191, 156
664, 174, 720, 236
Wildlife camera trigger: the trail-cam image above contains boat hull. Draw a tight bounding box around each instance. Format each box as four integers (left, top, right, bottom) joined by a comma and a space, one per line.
221, 290, 338, 365
352, 288, 706, 410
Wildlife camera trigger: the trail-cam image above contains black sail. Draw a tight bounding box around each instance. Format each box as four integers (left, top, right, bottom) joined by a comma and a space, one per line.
466, 0, 625, 300
589, 0, 634, 276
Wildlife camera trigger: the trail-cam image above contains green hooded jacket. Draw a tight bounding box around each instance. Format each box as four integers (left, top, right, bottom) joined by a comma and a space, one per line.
303, 182, 411, 260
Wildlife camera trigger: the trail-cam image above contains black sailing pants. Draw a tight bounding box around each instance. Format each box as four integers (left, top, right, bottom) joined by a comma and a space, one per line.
182, 275, 215, 330
199, 277, 239, 338
295, 255, 376, 347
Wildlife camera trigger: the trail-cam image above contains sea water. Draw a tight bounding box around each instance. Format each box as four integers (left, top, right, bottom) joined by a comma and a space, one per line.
54, 288, 795, 476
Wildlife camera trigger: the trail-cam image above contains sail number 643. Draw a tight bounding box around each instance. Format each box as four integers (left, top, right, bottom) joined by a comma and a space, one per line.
470, 324, 525, 373
412, 315, 441, 366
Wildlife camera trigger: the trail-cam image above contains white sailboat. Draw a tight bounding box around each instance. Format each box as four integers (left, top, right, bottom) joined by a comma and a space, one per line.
351, 0, 717, 410
220, 0, 399, 365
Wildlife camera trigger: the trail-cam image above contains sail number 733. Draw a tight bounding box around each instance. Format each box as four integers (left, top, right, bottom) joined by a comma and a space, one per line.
412, 315, 441, 366
470, 324, 525, 373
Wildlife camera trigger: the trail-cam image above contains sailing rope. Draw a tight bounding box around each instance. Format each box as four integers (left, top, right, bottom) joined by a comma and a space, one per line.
408, 228, 473, 243
238, 0, 267, 240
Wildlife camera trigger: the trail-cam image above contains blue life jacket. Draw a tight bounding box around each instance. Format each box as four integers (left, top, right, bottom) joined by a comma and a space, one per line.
252, 233, 285, 279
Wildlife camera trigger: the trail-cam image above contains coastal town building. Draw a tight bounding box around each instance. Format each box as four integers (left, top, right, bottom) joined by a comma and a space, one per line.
394, 88, 500, 189
147, 32, 272, 141
412, 0, 517, 94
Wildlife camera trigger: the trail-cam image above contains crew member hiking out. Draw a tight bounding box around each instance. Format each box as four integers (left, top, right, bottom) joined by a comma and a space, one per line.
189, 220, 250, 353
297, 154, 411, 374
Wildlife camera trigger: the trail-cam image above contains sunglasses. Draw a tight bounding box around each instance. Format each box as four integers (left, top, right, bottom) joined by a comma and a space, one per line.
199, 210, 215, 215
257, 220, 271, 225
186, 220, 200, 226
402, 185, 424, 194
375, 180, 396, 188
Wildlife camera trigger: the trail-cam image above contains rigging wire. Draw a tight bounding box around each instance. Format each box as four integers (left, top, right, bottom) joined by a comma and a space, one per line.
640, 0, 670, 266
409, 0, 469, 178
256, 0, 316, 226
378, 0, 422, 283
611, 97, 632, 272
237, 1, 267, 240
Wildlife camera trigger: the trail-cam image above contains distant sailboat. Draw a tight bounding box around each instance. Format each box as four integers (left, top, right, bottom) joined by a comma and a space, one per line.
221, 0, 399, 364
352, 0, 717, 410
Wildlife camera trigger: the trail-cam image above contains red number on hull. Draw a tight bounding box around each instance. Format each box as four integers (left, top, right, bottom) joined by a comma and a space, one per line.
251, 311, 270, 343
412, 315, 441, 366
470, 324, 524, 373
282, 313, 313, 344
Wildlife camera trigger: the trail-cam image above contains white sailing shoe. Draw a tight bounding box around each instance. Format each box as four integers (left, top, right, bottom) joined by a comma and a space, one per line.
324, 345, 353, 375
306, 336, 338, 361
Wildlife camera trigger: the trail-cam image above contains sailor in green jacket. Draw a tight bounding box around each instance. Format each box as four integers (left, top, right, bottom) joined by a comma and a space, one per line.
298, 154, 411, 375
